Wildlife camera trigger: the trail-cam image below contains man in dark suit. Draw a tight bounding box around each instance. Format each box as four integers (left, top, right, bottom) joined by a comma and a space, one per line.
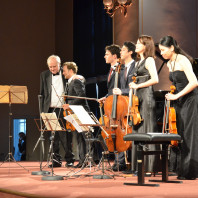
99, 44, 121, 103
98, 44, 128, 171
113, 41, 136, 96
62, 62, 90, 168
113, 41, 136, 172
40, 55, 75, 167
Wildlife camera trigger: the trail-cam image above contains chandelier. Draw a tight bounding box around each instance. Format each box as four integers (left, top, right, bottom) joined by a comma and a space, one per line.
103, 0, 133, 17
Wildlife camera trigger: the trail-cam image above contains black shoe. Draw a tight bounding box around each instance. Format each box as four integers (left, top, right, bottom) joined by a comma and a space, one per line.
65, 162, 74, 167
111, 163, 117, 169
48, 163, 62, 168
74, 162, 83, 168
112, 164, 126, 172
122, 170, 133, 174
177, 176, 196, 180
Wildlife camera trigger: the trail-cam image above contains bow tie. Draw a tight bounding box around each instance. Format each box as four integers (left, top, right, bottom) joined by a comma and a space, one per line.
52, 72, 60, 76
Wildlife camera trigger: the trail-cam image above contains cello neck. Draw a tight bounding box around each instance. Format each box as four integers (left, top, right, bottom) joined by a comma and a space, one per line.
111, 64, 121, 119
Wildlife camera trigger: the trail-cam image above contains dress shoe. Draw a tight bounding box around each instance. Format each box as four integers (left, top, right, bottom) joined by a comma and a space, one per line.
112, 164, 126, 172
48, 163, 62, 168
122, 170, 133, 174
65, 162, 74, 168
177, 176, 196, 180
74, 162, 83, 168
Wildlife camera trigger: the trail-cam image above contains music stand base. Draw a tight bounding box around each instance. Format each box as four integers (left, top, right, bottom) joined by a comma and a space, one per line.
31, 171, 50, 175
124, 182, 159, 187
149, 179, 182, 183
93, 175, 112, 179
42, 175, 64, 181
0, 154, 29, 172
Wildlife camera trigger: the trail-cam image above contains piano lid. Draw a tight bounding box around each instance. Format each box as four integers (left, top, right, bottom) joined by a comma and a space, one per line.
155, 43, 168, 75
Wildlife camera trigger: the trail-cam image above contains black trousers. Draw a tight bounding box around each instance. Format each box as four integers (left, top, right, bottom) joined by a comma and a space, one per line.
48, 108, 75, 164
76, 132, 87, 163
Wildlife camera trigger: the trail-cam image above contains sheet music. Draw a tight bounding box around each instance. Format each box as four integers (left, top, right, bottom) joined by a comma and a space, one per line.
64, 114, 89, 132
41, 112, 62, 131
69, 105, 96, 125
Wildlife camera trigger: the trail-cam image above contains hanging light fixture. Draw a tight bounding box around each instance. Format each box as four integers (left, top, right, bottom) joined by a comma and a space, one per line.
103, 0, 133, 17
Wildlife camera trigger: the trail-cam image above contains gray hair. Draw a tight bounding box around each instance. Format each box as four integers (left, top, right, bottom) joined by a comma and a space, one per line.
47, 55, 61, 65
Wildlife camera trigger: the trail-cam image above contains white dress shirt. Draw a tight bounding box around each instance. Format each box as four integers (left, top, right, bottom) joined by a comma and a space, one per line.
50, 71, 64, 108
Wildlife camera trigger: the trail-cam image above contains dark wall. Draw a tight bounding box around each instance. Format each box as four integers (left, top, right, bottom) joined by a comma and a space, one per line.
0, 0, 73, 160
113, 0, 139, 45
55, 0, 73, 63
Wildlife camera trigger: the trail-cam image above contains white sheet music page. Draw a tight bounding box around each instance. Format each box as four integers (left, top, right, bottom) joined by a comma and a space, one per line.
69, 105, 95, 125
41, 112, 62, 131
64, 114, 83, 132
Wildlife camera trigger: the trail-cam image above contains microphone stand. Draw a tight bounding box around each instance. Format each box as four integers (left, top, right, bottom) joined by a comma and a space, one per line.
31, 95, 50, 176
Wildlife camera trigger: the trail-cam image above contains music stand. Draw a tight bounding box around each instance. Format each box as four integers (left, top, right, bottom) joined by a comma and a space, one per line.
65, 105, 114, 179
0, 85, 29, 171
31, 95, 51, 176
38, 112, 65, 181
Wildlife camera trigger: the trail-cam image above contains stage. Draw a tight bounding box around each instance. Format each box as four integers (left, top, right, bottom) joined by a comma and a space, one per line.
0, 161, 198, 198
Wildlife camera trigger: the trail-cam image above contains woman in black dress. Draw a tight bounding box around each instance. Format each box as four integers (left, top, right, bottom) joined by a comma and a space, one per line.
129, 35, 159, 173
159, 35, 198, 180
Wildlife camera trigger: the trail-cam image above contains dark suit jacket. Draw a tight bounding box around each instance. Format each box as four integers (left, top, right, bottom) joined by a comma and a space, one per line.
40, 70, 67, 113
106, 68, 121, 96
67, 78, 90, 112
120, 61, 136, 95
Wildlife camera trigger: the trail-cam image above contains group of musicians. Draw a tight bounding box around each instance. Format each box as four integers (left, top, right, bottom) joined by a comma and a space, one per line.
40, 35, 198, 180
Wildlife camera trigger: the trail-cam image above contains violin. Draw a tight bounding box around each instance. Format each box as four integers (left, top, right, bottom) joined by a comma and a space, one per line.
163, 85, 178, 147
129, 76, 142, 126
63, 108, 76, 132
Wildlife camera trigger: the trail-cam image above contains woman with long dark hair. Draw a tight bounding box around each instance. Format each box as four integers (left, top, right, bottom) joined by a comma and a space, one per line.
159, 35, 198, 180
129, 35, 159, 174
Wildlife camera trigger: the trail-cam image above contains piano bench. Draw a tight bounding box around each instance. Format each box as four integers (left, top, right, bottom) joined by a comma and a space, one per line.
123, 133, 182, 187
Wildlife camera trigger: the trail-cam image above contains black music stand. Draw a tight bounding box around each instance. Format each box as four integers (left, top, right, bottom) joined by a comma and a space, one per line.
65, 107, 114, 179
31, 96, 51, 176
36, 112, 65, 181
0, 85, 29, 171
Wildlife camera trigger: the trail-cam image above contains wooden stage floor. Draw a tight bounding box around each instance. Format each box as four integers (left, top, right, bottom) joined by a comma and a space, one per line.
0, 161, 198, 198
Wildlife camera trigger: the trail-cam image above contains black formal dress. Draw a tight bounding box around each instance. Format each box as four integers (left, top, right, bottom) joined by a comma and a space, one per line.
170, 71, 198, 179
40, 70, 74, 164
66, 78, 90, 164
131, 59, 160, 173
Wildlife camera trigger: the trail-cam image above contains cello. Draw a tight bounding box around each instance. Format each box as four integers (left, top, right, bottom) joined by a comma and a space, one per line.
101, 62, 132, 152
162, 85, 178, 147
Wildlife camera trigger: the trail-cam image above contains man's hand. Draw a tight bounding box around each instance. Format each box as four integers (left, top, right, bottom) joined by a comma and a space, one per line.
72, 75, 85, 83
113, 88, 122, 95
98, 97, 106, 104
62, 104, 70, 110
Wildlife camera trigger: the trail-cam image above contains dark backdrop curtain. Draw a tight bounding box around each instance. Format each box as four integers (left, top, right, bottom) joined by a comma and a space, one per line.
73, 0, 112, 116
